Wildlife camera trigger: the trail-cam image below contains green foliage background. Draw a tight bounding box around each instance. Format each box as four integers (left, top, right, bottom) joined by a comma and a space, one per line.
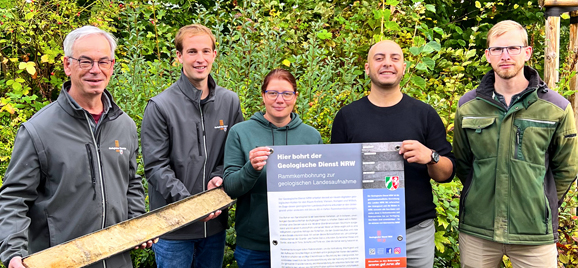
1, 0, 578, 267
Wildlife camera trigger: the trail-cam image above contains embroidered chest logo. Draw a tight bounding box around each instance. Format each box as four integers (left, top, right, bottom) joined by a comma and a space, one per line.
109, 140, 127, 155
214, 119, 228, 132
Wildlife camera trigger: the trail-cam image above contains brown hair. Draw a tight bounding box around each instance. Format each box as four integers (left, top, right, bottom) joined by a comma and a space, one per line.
487, 20, 528, 47
261, 69, 297, 93
175, 24, 216, 52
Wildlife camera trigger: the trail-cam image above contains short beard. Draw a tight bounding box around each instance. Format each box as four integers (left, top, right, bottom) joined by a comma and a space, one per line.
369, 73, 400, 90
495, 64, 523, 80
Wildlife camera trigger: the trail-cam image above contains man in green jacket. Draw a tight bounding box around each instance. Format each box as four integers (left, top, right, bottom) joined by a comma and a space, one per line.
453, 20, 578, 267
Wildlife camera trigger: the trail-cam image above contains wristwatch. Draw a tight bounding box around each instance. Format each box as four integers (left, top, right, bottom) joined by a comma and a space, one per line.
428, 150, 440, 165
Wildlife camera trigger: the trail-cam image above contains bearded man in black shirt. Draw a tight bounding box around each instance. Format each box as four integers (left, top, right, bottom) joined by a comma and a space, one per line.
331, 40, 456, 268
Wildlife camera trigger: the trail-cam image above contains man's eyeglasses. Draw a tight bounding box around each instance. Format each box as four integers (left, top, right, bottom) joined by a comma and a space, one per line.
69, 57, 115, 70
487, 46, 526, 56
264, 90, 296, 101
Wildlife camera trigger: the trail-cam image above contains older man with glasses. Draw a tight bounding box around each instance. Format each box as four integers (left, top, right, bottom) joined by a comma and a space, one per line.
0, 25, 153, 268
453, 20, 578, 268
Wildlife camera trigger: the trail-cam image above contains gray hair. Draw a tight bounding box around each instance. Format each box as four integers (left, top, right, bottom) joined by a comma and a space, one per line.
63, 26, 117, 59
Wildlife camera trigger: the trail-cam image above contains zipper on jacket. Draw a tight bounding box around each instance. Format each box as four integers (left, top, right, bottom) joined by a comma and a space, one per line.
83, 113, 107, 268
86, 144, 97, 200
544, 196, 550, 234
519, 119, 556, 125
463, 116, 494, 119
514, 128, 521, 159
199, 103, 208, 238
196, 123, 202, 156
514, 119, 556, 160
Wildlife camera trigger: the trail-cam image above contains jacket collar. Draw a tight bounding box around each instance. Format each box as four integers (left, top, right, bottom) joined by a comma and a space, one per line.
477, 66, 546, 99
175, 70, 217, 106
57, 81, 123, 120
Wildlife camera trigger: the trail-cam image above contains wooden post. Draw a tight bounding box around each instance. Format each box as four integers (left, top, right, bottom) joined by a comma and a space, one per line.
540, 0, 578, 214
570, 11, 578, 215
570, 11, 578, 126
544, 16, 560, 89
540, 0, 578, 6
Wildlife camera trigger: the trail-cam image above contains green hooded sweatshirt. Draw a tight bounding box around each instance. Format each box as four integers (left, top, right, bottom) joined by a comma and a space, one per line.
223, 112, 323, 251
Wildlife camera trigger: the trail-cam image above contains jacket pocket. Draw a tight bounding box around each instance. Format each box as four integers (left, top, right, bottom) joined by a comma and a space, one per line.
460, 157, 496, 231
85, 144, 97, 200
509, 159, 549, 235
461, 117, 498, 159
513, 119, 557, 164
196, 123, 202, 156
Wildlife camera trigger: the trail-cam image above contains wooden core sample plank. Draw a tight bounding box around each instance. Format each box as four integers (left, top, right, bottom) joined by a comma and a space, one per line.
22, 188, 234, 268
540, 0, 578, 7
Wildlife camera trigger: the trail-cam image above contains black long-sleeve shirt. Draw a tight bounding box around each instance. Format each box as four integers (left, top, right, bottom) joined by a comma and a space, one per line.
331, 95, 455, 228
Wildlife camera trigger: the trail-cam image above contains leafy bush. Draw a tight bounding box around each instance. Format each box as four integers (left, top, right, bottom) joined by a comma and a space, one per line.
0, 0, 118, 186
558, 189, 578, 267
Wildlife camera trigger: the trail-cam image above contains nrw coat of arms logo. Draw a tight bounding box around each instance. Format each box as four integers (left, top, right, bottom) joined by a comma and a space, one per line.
385, 176, 399, 191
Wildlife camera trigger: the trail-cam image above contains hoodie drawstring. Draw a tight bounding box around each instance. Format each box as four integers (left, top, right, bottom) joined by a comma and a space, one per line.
270, 126, 289, 145
270, 127, 275, 145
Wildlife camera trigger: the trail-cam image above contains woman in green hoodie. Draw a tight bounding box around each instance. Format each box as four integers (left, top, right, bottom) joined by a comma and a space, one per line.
223, 69, 323, 267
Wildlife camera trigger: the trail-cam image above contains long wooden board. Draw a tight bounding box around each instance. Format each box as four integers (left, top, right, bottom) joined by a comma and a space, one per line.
22, 188, 234, 268
540, 0, 578, 7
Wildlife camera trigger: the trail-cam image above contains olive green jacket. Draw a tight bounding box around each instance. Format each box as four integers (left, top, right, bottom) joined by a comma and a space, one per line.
453, 66, 578, 245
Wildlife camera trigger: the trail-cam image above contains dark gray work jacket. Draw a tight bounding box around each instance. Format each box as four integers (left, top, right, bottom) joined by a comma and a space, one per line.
0, 82, 145, 268
142, 72, 243, 240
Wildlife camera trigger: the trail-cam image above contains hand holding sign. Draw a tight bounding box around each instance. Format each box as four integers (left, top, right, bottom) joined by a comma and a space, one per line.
250, 147, 272, 171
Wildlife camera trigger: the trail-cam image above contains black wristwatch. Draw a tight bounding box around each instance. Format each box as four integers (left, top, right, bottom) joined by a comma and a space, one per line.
428, 150, 440, 165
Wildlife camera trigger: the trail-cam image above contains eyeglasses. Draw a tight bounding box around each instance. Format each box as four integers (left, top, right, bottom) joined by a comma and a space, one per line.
68, 57, 115, 70
487, 46, 526, 56
264, 90, 296, 101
